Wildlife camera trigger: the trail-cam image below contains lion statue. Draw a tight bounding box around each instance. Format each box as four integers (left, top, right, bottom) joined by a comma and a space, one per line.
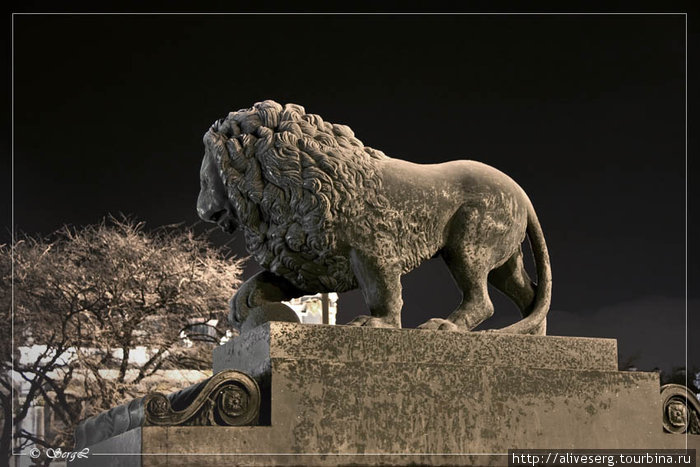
197, 100, 551, 335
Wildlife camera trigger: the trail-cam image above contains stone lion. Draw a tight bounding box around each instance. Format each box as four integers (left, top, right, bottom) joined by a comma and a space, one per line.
197, 100, 551, 335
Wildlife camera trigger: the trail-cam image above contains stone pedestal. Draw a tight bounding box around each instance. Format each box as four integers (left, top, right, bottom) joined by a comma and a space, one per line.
78, 323, 699, 466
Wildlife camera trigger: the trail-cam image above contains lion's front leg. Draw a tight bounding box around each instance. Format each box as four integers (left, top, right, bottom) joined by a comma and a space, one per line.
230, 271, 307, 334
347, 249, 402, 328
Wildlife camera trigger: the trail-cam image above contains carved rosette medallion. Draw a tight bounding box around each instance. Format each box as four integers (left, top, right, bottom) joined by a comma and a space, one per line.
661, 384, 700, 435
219, 385, 247, 415
145, 393, 170, 418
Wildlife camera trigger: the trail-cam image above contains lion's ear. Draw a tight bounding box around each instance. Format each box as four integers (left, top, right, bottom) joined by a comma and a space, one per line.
224, 139, 248, 173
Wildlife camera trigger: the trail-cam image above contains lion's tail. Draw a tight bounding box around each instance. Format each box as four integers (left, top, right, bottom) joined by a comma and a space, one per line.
499, 199, 552, 335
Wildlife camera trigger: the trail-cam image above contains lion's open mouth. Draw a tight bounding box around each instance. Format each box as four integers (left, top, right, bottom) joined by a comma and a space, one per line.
208, 210, 238, 233
218, 216, 238, 233
219, 218, 237, 233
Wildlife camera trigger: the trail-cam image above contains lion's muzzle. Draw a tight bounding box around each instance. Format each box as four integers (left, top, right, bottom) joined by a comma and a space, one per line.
197, 141, 241, 233
197, 196, 239, 233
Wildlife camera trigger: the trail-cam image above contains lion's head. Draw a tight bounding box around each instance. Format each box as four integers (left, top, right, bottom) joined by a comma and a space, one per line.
197, 100, 388, 292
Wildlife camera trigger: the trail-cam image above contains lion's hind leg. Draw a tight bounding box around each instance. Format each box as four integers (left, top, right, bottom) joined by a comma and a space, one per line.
487, 247, 545, 335
418, 245, 494, 332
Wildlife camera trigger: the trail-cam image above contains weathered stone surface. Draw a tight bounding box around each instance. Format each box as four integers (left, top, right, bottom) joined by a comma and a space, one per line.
213, 322, 619, 374
76, 324, 700, 466
77, 426, 700, 467
269, 360, 660, 452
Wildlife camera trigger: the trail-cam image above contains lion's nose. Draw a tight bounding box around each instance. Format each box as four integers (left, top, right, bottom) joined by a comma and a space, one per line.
197, 201, 225, 222
197, 187, 225, 220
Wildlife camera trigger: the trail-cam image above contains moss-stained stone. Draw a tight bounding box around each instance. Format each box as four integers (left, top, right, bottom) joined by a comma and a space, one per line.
213, 322, 619, 374
212, 323, 620, 429
76, 323, 700, 466
269, 359, 661, 454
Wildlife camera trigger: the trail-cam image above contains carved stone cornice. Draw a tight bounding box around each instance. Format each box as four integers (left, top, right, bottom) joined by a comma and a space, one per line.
143, 369, 260, 427
75, 369, 260, 449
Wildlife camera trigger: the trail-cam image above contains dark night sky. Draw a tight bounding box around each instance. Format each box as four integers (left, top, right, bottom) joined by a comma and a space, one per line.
6, 12, 698, 372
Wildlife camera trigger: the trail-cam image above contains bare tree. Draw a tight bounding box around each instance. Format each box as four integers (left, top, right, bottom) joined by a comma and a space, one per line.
1, 254, 12, 467
0, 217, 243, 464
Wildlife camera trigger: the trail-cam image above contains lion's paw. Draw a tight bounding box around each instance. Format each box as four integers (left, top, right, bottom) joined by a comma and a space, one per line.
417, 318, 467, 332
347, 315, 399, 328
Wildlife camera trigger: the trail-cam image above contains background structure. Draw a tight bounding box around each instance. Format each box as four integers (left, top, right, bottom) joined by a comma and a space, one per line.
6, 12, 696, 373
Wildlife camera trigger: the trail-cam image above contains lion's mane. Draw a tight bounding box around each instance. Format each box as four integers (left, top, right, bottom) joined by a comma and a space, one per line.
204, 100, 391, 292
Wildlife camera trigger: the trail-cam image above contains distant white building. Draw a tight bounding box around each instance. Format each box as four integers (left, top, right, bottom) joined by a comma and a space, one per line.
284, 293, 338, 325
